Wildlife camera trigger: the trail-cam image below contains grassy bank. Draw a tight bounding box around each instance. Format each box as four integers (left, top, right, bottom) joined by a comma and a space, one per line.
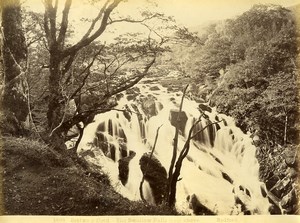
1, 136, 177, 215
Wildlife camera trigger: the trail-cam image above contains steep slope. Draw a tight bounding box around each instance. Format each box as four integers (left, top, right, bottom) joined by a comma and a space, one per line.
1, 136, 176, 215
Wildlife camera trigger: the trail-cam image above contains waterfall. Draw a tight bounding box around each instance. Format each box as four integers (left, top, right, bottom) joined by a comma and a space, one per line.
76, 81, 270, 215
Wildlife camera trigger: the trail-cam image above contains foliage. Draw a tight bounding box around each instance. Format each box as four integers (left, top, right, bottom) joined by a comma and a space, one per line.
203, 4, 299, 145
16, 0, 179, 148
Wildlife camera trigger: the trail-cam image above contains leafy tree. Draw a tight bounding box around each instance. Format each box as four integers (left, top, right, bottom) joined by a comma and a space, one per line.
18, 0, 175, 150
209, 4, 298, 145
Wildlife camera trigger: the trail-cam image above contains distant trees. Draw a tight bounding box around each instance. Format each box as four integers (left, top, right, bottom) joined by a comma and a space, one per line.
199, 4, 298, 145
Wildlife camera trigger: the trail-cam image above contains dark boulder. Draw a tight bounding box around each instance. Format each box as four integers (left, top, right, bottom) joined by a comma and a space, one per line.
116, 93, 124, 100
169, 110, 188, 134
281, 188, 297, 214
126, 87, 140, 101
195, 97, 205, 103
284, 147, 297, 167
187, 194, 215, 215
139, 153, 167, 204
97, 122, 106, 132
141, 95, 158, 118
198, 103, 212, 113
126, 95, 135, 101
79, 149, 95, 158
118, 151, 136, 185
149, 86, 160, 91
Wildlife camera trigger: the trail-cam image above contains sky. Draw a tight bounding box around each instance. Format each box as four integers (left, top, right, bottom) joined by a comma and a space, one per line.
155, 0, 300, 26
24, 0, 300, 42
25, 0, 300, 27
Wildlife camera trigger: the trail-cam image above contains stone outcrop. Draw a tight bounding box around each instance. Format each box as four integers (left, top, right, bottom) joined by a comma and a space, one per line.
187, 194, 215, 215
169, 110, 188, 134
198, 103, 212, 113
118, 151, 136, 186
140, 95, 158, 118
139, 153, 167, 204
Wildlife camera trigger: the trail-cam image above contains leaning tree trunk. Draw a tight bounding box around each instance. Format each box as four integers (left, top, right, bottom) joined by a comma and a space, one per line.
1, 0, 29, 134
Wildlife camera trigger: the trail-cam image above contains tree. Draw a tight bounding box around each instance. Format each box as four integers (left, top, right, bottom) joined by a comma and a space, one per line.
0, 0, 29, 134
34, 0, 173, 149
209, 4, 298, 145
165, 85, 222, 207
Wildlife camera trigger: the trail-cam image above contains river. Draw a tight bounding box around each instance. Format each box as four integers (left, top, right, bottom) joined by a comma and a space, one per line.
76, 80, 271, 215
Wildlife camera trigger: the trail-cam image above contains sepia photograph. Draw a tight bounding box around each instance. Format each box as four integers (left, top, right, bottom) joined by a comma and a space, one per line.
0, 0, 299, 222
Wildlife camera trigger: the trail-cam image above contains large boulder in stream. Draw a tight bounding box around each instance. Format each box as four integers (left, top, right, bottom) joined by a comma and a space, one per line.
126, 87, 140, 101
198, 103, 212, 113
140, 95, 159, 118
118, 151, 136, 186
139, 153, 167, 204
149, 86, 160, 91
187, 194, 215, 215
169, 110, 188, 134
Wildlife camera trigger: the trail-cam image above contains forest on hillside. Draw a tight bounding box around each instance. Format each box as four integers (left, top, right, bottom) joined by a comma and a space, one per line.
0, 0, 299, 216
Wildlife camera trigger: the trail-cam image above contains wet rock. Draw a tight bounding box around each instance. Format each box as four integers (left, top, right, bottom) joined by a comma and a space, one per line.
141, 95, 158, 118
267, 198, 282, 214
285, 167, 297, 179
149, 86, 160, 91
167, 86, 174, 92
126, 87, 140, 95
95, 131, 106, 143
281, 188, 297, 214
284, 148, 297, 167
123, 109, 131, 122
116, 93, 124, 100
187, 194, 215, 215
234, 196, 247, 213
118, 151, 136, 185
198, 104, 212, 113
195, 98, 205, 103
119, 142, 128, 158
260, 185, 267, 198
169, 110, 188, 134
139, 153, 167, 204
126, 95, 135, 101
126, 87, 140, 101
118, 128, 127, 143
109, 144, 116, 161
156, 102, 164, 111
97, 122, 106, 132
79, 150, 95, 158
221, 172, 233, 184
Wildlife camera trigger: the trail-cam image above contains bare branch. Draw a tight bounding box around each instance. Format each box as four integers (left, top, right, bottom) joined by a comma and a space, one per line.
101, 55, 156, 99
69, 46, 105, 99
108, 13, 163, 25
80, 0, 110, 41
167, 84, 189, 200
62, 0, 123, 58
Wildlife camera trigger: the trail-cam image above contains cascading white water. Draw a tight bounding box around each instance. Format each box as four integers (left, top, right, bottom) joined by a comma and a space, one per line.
77, 81, 271, 215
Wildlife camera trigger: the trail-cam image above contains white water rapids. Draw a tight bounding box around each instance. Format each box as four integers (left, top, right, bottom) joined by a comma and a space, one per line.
76, 82, 271, 215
